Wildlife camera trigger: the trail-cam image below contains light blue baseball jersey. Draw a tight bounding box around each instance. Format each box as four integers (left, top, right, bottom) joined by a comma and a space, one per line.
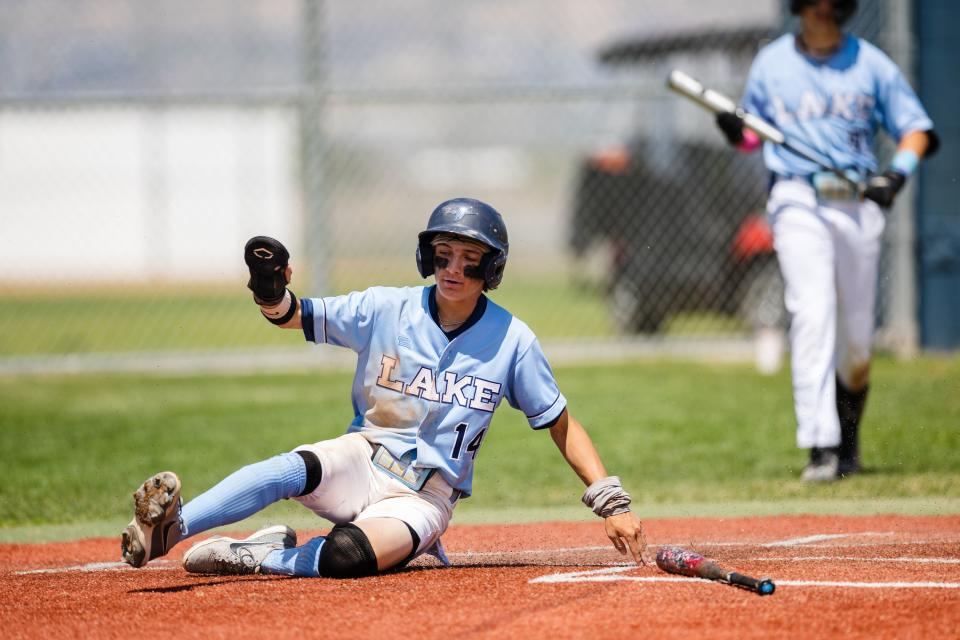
300, 285, 567, 496
742, 34, 933, 177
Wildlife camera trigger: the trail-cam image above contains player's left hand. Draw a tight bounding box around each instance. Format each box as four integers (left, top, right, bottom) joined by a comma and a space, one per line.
604, 511, 653, 565
244, 236, 291, 305
715, 111, 745, 146
863, 169, 906, 208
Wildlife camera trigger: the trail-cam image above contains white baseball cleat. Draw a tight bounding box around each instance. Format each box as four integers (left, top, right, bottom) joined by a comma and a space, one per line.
800, 448, 839, 483
121, 471, 183, 567
182, 525, 297, 575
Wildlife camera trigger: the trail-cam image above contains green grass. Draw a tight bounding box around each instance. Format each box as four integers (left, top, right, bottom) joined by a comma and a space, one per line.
0, 356, 957, 542
0, 292, 291, 356
0, 278, 613, 357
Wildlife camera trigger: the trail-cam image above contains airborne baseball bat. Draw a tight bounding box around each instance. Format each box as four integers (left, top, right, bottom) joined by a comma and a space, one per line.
666, 69, 865, 196
656, 545, 775, 596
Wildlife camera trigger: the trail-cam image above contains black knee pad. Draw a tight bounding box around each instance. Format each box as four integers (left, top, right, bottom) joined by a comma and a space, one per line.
317, 523, 379, 578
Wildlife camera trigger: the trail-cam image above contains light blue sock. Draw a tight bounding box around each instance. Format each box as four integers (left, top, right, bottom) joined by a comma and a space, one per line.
261, 536, 326, 577
180, 452, 306, 538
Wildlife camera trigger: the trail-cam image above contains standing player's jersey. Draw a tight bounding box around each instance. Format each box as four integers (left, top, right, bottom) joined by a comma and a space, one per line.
300, 285, 567, 496
742, 34, 933, 177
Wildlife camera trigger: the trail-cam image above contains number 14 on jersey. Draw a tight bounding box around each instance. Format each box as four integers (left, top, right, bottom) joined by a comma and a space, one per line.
451, 423, 488, 460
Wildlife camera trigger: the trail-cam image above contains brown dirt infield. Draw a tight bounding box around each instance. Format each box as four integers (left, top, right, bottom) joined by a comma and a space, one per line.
2, 514, 959, 639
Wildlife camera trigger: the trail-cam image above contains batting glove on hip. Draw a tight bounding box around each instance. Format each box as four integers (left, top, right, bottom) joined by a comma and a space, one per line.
863, 169, 906, 208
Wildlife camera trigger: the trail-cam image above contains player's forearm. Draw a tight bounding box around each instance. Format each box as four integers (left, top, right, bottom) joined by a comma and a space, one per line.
865, 129, 935, 208
898, 129, 930, 159
549, 411, 609, 486
284, 305, 302, 329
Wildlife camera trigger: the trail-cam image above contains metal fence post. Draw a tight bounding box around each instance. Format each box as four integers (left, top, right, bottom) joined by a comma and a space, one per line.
883, 0, 920, 357
301, 0, 328, 294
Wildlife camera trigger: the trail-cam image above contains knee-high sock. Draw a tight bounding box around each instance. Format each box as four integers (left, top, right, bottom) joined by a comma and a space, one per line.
261, 536, 326, 577
836, 378, 869, 462
179, 453, 306, 539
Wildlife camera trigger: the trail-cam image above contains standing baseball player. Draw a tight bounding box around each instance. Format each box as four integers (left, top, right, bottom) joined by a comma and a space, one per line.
120, 197, 651, 576
715, 0, 938, 481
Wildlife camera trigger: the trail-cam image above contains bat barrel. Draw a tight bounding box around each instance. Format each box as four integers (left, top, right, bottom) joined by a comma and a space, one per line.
666, 68, 785, 145
666, 69, 704, 97
656, 545, 706, 577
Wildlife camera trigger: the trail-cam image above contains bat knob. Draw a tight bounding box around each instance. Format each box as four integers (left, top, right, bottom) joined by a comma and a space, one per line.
758, 579, 776, 596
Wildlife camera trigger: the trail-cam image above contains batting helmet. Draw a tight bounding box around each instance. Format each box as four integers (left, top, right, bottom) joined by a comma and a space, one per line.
790, 0, 857, 25
416, 197, 509, 290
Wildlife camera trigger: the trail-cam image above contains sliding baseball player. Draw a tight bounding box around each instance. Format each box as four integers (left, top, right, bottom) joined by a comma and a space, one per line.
120, 197, 652, 576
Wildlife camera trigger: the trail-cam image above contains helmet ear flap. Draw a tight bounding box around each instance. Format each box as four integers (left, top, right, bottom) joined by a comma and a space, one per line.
483, 252, 507, 290
416, 238, 434, 279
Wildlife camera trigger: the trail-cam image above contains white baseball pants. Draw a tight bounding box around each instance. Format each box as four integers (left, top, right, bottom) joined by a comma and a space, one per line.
766, 178, 885, 449
293, 433, 457, 557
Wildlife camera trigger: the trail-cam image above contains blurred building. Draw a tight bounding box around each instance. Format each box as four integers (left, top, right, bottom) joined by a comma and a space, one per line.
0, 0, 954, 361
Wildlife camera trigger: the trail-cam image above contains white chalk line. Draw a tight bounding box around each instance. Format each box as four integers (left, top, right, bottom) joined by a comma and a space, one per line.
449, 531, 938, 559
12, 531, 959, 576
450, 546, 608, 558
530, 566, 960, 589
18, 554, 956, 577
754, 556, 960, 564
761, 533, 890, 547
775, 580, 960, 589
15, 559, 178, 575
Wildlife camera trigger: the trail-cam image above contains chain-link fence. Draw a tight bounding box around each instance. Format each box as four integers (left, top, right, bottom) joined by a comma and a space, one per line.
0, 0, 915, 372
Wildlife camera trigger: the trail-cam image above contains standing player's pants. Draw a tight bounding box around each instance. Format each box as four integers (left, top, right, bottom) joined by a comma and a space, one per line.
766, 178, 885, 449
294, 433, 458, 559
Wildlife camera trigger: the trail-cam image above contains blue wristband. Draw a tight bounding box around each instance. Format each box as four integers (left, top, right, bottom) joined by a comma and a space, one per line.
890, 149, 919, 176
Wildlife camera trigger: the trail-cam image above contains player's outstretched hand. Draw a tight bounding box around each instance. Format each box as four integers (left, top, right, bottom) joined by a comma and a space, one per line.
244, 236, 290, 305
604, 511, 653, 565
715, 111, 745, 146
863, 169, 906, 208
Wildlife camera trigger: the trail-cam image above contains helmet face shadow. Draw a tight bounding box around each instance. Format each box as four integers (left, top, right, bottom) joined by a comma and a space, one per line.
416, 198, 509, 290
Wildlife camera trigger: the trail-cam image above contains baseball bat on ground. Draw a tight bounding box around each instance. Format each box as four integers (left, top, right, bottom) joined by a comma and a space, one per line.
666, 69, 864, 196
656, 545, 776, 596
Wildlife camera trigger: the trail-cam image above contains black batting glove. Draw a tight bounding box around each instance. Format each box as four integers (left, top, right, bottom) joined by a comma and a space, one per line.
244, 236, 290, 305
863, 170, 907, 208
716, 111, 745, 146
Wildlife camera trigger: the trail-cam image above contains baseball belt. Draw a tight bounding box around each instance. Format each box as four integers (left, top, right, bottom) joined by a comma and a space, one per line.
811, 172, 860, 201
371, 445, 435, 492
777, 172, 860, 201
